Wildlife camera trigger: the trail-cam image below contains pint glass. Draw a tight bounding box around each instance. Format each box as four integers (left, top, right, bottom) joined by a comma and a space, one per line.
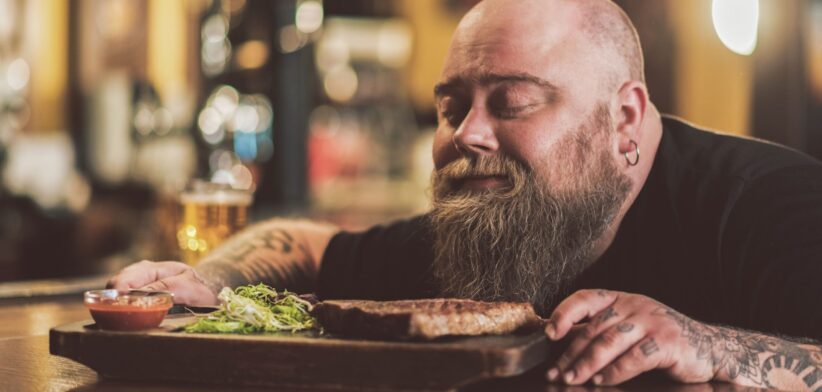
176, 182, 252, 265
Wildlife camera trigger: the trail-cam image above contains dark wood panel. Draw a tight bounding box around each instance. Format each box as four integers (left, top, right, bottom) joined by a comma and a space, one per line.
1, 336, 339, 392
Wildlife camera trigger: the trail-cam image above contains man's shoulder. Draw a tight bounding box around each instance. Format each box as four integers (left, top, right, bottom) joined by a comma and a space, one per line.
331, 214, 432, 251
660, 115, 821, 182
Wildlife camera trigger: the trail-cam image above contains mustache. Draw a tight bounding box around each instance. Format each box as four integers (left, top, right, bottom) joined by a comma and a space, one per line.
434, 155, 529, 196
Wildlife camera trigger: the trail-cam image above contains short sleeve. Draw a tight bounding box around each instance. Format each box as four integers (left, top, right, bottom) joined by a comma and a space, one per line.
316, 215, 436, 301
721, 165, 822, 339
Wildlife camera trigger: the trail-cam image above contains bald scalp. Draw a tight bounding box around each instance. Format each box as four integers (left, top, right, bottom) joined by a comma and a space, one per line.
576, 0, 645, 85
463, 0, 645, 90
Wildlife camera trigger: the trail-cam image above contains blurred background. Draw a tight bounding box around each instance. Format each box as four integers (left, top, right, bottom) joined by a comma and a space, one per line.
0, 0, 819, 284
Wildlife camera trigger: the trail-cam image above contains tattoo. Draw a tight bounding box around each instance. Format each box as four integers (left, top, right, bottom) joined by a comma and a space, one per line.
653, 307, 822, 390
195, 223, 315, 292
596, 290, 608, 297
220, 228, 294, 263
616, 322, 634, 333
593, 306, 619, 326
640, 339, 660, 356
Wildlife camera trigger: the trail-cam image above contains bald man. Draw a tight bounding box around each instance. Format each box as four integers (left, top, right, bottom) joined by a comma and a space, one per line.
109, 0, 822, 389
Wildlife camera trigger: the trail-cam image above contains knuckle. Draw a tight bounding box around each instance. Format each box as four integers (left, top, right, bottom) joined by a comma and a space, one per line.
563, 342, 585, 361
601, 355, 643, 385
145, 280, 171, 292
598, 329, 622, 348
588, 342, 613, 365
156, 280, 172, 291
574, 362, 593, 378
581, 324, 598, 339
555, 355, 570, 370
573, 347, 610, 377
628, 346, 646, 365
611, 358, 631, 375
579, 289, 598, 300
557, 345, 584, 369
551, 310, 566, 324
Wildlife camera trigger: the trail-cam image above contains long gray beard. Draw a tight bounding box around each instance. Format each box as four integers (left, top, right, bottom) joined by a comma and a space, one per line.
429, 109, 631, 315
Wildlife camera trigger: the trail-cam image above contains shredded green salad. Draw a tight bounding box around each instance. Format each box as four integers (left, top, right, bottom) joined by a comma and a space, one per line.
184, 284, 318, 334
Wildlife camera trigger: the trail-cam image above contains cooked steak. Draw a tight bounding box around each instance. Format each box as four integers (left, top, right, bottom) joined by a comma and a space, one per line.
311, 299, 543, 340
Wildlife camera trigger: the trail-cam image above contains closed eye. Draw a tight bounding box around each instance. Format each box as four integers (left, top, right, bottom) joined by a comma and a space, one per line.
437, 96, 470, 127
493, 103, 541, 119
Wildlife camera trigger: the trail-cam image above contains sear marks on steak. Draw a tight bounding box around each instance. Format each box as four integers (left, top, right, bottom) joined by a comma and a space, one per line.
311, 299, 544, 340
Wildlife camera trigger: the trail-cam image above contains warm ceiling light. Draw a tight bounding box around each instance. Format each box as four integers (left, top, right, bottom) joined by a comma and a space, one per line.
712, 0, 759, 56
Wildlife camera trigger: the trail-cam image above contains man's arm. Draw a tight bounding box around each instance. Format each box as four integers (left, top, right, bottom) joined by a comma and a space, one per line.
107, 219, 339, 305
545, 290, 822, 390
194, 219, 339, 294
655, 307, 822, 390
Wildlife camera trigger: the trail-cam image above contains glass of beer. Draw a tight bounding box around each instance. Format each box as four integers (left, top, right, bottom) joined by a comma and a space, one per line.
176, 181, 252, 265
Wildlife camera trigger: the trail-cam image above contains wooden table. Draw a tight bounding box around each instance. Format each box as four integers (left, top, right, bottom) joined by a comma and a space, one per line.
0, 294, 765, 392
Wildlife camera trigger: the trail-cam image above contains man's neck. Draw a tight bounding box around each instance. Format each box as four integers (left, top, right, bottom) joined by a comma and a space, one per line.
588, 104, 664, 264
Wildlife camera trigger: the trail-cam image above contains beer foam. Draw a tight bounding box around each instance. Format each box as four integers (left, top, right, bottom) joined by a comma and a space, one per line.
180, 191, 252, 206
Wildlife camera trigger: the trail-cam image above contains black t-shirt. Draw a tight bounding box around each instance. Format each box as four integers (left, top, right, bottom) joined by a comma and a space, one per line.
318, 116, 822, 339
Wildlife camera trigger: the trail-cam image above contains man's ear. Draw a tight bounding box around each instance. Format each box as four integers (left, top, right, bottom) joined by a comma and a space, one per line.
614, 81, 648, 155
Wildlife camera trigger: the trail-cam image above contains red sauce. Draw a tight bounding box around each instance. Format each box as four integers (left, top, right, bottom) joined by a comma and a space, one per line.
87, 302, 172, 331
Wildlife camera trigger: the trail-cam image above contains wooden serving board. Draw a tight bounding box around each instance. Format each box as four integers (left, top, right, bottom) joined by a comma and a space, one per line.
50, 313, 549, 391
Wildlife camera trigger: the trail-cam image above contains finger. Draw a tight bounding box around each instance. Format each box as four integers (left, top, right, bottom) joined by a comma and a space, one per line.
564, 321, 646, 385
593, 336, 663, 386
550, 305, 630, 374
547, 289, 619, 341
139, 271, 219, 306
107, 260, 190, 291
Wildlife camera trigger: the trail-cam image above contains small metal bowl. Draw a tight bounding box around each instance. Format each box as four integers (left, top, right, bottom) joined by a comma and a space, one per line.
84, 290, 174, 331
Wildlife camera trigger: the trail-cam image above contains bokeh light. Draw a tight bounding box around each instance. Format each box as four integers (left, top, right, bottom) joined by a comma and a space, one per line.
296, 0, 324, 34
712, 0, 759, 55
323, 64, 358, 102
7, 58, 30, 91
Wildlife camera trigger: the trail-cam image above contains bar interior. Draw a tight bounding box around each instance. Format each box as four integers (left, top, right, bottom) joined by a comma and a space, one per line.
1, 0, 821, 391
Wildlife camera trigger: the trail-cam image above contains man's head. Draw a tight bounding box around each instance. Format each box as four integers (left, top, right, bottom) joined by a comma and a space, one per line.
430, 0, 649, 314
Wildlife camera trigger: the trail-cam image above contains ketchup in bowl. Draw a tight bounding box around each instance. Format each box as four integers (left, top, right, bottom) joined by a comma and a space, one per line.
84, 290, 173, 331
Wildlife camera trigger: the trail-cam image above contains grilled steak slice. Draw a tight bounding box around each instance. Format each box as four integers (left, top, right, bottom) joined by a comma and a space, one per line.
311, 299, 543, 340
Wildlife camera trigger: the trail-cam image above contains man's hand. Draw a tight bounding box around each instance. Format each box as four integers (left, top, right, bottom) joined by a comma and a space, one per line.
544, 289, 717, 386
107, 260, 219, 306
545, 289, 822, 389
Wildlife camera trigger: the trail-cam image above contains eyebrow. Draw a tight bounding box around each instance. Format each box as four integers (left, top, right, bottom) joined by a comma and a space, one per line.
433, 72, 561, 99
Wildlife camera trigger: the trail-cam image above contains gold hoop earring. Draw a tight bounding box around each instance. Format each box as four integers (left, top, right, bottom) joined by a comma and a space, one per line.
625, 140, 640, 166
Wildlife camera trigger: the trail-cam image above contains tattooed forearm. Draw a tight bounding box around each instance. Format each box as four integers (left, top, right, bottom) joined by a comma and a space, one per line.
194, 221, 318, 293
653, 307, 822, 391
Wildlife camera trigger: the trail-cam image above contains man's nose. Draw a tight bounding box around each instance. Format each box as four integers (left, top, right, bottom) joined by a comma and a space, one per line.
452, 108, 499, 156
